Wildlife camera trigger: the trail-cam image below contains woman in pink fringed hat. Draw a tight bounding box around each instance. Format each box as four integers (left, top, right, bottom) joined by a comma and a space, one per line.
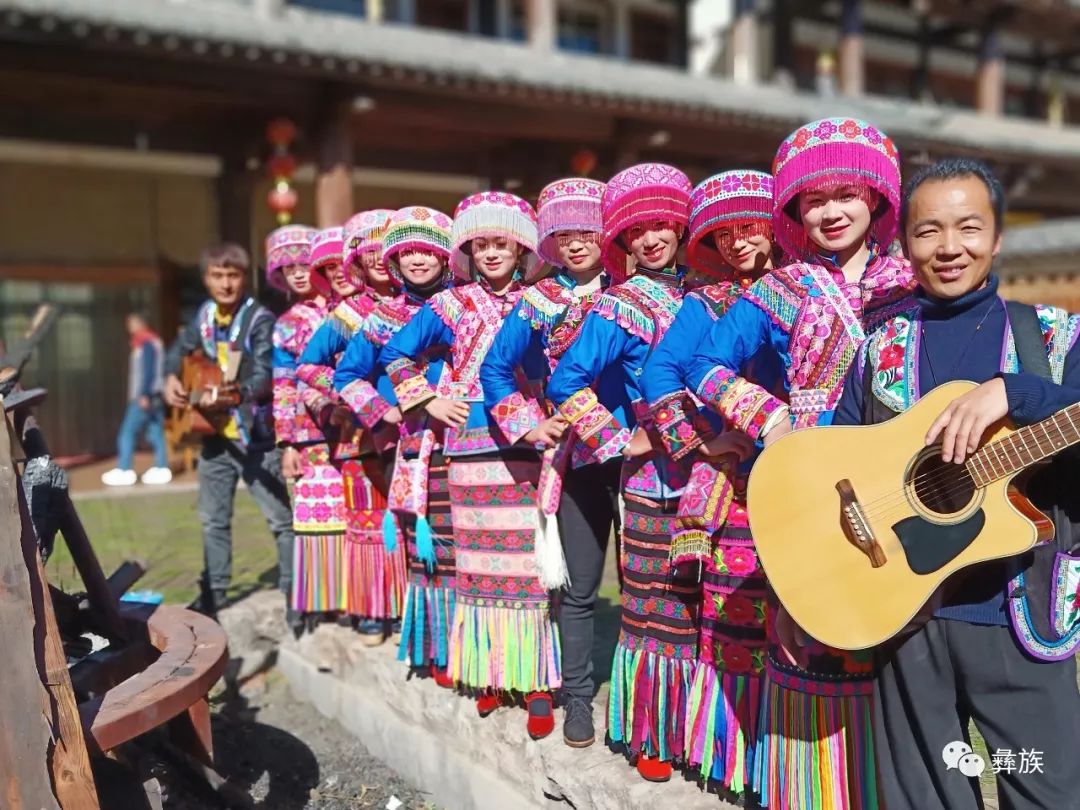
479, 177, 626, 749
296, 212, 407, 645
546, 163, 696, 782
638, 169, 782, 798
380, 192, 563, 740
681, 119, 915, 809
266, 225, 344, 634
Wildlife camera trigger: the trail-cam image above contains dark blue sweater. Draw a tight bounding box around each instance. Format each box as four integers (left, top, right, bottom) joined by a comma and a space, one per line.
834, 276, 1080, 624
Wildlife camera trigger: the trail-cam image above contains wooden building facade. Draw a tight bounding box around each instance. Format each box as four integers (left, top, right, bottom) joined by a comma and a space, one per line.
4, 0, 1080, 457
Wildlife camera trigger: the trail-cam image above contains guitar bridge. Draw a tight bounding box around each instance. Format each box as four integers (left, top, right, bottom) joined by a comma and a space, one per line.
836, 478, 887, 568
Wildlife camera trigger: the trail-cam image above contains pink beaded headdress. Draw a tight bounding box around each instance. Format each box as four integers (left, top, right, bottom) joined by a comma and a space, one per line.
265, 225, 319, 291
309, 227, 345, 273
344, 209, 395, 268
600, 163, 692, 284
687, 171, 774, 277
381, 206, 454, 287
536, 177, 606, 268
450, 191, 540, 282
772, 117, 901, 259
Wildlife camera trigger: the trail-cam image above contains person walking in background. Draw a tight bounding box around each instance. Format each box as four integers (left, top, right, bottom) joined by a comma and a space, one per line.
101, 312, 172, 487
162, 243, 295, 616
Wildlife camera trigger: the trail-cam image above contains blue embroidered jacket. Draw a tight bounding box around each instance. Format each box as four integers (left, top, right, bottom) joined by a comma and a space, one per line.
546, 269, 689, 498
480, 271, 628, 465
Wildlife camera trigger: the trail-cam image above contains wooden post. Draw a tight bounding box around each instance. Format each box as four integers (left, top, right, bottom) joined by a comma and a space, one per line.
976, 22, 1004, 116
838, 0, 864, 97
613, 2, 631, 60
526, 0, 556, 50
771, 0, 795, 87
315, 100, 354, 229
0, 411, 99, 809
730, 0, 758, 84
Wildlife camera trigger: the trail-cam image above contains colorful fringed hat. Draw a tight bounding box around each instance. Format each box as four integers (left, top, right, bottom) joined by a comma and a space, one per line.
310, 227, 345, 271
265, 225, 317, 290
600, 163, 692, 283
450, 191, 541, 282
344, 209, 395, 268
688, 171, 774, 276
536, 177, 606, 268
382, 205, 454, 287
772, 117, 901, 259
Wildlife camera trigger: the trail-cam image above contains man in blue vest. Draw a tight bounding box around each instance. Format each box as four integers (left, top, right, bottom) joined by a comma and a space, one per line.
823, 159, 1080, 809
164, 243, 294, 620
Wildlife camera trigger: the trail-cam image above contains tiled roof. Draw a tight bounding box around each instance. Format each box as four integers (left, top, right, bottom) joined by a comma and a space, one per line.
1002, 218, 1080, 259
9, 0, 1080, 163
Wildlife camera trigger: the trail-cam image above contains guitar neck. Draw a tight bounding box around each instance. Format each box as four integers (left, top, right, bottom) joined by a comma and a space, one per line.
966, 400, 1080, 486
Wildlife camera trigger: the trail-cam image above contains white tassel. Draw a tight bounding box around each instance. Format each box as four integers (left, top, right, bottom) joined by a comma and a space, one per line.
535, 508, 570, 591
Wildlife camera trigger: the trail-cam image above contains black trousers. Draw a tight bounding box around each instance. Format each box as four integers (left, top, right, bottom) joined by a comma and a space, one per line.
556, 459, 622, 700
873, 618, 1080, 810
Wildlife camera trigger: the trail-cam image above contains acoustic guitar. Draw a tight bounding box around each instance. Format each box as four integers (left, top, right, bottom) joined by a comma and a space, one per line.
746, 380, 1079, 650
175, 352, 239, 439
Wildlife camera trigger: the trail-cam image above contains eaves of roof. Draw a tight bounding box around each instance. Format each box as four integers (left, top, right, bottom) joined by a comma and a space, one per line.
8, 0, 1080, 163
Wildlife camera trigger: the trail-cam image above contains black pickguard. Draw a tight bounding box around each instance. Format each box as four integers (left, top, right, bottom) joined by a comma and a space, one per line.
892, 510, 986, 575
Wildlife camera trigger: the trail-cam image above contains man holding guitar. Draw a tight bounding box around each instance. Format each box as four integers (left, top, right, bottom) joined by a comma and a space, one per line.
163, 244, 295, 618
827, 159, 1080, 809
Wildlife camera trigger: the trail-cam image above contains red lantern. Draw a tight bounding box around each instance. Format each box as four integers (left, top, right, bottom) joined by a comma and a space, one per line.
265, 117, 300, 225
266, 117, 298, 148
570, 148, 598, 177
267, 153, 297, 179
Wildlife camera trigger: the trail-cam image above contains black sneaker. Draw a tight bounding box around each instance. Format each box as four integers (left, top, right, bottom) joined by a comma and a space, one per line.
562, 696, 595, 748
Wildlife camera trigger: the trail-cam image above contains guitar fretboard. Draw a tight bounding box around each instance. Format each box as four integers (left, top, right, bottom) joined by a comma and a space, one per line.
966, 401, 1080, 487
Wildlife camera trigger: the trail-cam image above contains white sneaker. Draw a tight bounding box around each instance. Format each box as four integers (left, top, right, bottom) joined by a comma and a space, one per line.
141, 466, 173, 485
101, 468, 137, 487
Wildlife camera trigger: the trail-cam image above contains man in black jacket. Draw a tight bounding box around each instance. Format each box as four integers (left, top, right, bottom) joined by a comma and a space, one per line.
164, 243, 294, 616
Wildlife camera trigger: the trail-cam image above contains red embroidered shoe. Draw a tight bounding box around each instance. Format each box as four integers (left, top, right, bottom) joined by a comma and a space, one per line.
636, 753, 672, 782
476, 693, 501, 717
525, 692, 555, 740
431, 665, 455, 689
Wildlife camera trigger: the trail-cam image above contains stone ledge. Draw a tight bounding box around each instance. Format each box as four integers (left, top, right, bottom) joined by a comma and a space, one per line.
275, 621, 738, 810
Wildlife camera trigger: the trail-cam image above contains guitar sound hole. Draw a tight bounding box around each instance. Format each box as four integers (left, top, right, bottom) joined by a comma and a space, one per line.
910, 452, 976, 516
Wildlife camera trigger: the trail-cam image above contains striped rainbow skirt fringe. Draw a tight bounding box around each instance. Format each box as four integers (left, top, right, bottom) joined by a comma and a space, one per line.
684, 498, 766, 797
446, 450, 561, 693
291, 443, 348, 613
751, 595, 879, 809
340, 455, 406, 620
608, 492, 700, 764
397, 450, 457, 669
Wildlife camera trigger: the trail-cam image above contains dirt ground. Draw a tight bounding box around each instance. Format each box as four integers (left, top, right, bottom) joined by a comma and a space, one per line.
150, 667, 436, 810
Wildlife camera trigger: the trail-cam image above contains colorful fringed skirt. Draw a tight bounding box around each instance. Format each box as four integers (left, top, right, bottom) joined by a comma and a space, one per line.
396, 450, 457, 668
752, 592, 878, 808
685, 495, 767, 796
340, 455, 406, 620
609, 487, 700, 764
446, 449, 561, 693
291, 443, 348, 613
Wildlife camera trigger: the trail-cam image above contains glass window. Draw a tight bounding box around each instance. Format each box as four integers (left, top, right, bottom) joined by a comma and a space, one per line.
558, 5, 602, 53
288, 0, 366, 15
417, 0, 469, 31
629, 9, 674, 65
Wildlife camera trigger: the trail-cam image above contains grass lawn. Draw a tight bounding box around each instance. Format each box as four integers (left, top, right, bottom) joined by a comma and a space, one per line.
49, 488, 283, 606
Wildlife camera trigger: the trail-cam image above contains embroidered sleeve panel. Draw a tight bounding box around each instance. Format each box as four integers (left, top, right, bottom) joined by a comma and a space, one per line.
272, 370, 298, 445
650, 391, 705, 460
557, 387, 629, 460
427, 288, 466, 331
299, 386, 335, 425
296, 362, 337, 396
491, 390, 545, 445
696, 365, 784, 440
339, 378, 392, 428
740, 265, 805, 334
387, 356, 437, 411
